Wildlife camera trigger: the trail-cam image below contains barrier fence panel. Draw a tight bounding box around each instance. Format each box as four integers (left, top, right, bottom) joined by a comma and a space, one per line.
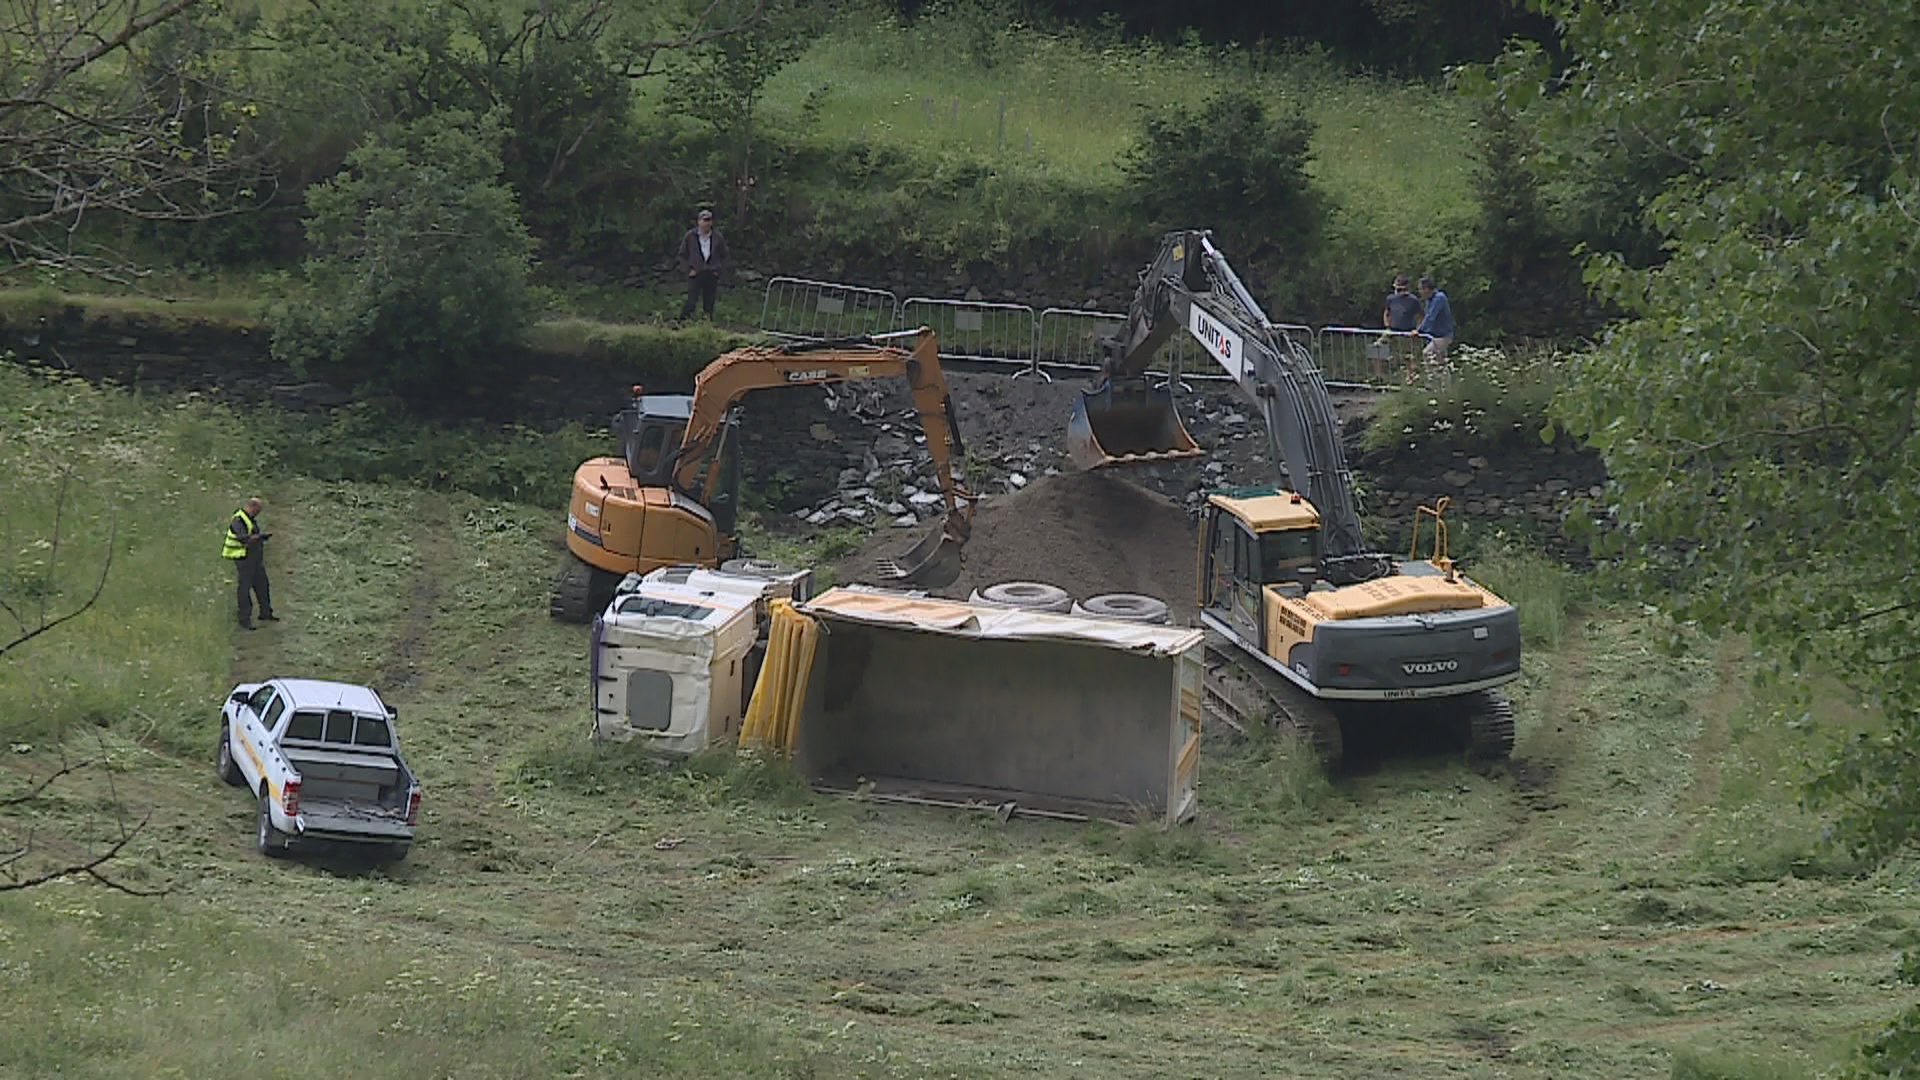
1034, 307, 1122, 371
758, 277, 901, 341
1317, 326, 1430, 389
900, 298, 1037, 371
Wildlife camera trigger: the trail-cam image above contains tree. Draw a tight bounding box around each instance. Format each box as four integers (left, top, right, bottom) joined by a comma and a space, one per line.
1120, 86, 1321, 268
1512, 3, 1919, 1070
0, 0, 268, 278
269, 111, 537, 406
664, 0, 826, 219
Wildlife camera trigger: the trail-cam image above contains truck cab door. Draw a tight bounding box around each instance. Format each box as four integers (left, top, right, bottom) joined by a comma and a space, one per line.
235, 685, 276, 786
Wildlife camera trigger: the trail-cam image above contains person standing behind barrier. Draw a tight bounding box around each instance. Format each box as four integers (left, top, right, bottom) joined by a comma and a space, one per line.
1416, 275, 1455, 364
1383, 274, 1422, 333
1376, 273, 1426, 380
676, 208, 729, 321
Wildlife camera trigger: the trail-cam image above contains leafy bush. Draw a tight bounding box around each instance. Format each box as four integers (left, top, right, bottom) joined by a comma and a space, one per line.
1120, 85, 1321, 265
1359, 342, 1565, 452
269, 111, 537, 405
1472, 101, 1566, 287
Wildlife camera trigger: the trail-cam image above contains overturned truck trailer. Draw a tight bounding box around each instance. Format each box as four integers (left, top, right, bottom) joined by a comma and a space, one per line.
743, 588, 1204, 825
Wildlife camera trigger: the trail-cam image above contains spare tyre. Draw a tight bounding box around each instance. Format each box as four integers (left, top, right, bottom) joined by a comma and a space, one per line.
1072, 593, 1171, 624
969, 581, 1073, 614
720, 558, 789, 579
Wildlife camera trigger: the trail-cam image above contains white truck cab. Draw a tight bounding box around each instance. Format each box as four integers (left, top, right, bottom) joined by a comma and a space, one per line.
591, 563, 810, 752
216, 677, 420, 860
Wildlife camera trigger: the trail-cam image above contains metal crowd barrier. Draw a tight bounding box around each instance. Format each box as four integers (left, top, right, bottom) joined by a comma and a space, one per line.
1317, 326, 1432, 389
899, 297, 1037, 372
758, 276, 901, 340
759, 275, 1414, 393
1033, 307, 1119, 380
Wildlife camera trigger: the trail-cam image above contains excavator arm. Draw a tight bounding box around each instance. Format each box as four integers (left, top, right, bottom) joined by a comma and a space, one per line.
1070, 230, 1389, 583
671, 328, 969, 521
672, 328, 974, 584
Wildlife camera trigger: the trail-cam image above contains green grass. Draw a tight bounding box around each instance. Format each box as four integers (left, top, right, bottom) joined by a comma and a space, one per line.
736, 13, 1478, 297
754, 17, 1473, 244
3, 374, 1910, 1079
1469, 540, 1578, 649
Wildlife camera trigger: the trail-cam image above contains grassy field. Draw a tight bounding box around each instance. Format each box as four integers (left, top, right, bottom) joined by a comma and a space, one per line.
3, 370, 1911, 1079
749, 15, 1476, 277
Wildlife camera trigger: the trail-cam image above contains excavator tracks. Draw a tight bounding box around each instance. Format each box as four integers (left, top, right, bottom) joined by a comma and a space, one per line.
1461, 688, 1517, 760
1203, 635, 1517, 767
1202, 638, 1345, 767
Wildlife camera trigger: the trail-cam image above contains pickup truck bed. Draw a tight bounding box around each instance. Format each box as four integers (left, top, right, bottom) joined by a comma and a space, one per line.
283, 745, 416, 842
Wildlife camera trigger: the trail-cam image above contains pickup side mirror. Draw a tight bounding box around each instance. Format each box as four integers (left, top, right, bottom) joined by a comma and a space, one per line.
229, 691, 249, 705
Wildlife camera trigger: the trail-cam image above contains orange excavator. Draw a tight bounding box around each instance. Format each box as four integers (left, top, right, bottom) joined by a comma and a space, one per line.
549, 328, 974, 622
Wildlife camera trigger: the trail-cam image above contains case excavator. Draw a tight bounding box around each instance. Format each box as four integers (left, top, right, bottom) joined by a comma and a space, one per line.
1069, 230, 1519, 763
551, 328, 974, 622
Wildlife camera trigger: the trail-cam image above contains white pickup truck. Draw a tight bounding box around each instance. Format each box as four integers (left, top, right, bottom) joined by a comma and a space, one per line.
215, 677, 421, 860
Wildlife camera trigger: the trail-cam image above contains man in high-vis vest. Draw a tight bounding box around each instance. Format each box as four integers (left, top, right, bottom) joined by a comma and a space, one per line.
222, 497, 277, 630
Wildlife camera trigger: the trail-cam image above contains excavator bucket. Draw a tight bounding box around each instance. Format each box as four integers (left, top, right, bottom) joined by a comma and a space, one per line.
1067, 382, 1205, 470
873, 515, 968, 589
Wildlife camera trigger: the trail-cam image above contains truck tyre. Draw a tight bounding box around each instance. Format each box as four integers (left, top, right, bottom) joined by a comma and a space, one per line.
215, 723, 244, 787
256, 790, 288, 858
720, 558, 788, 579
970, 581, 1072, 614
1072, 593, 1171, 624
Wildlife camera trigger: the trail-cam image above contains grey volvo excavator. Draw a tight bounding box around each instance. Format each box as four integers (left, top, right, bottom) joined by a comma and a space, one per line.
1069, 230, 1519, 764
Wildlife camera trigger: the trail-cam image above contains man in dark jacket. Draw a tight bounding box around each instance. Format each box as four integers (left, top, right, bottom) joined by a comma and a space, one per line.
676, 209, 730, 320
221, 497, 277, 630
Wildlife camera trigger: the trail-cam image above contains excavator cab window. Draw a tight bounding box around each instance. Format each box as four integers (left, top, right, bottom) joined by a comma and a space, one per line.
1256, 528, 1320, 586
621, 415, 685, 487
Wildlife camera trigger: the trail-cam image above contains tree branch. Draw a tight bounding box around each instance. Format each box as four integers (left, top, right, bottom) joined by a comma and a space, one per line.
0, 811, 166, 896
44, 0, 204, 88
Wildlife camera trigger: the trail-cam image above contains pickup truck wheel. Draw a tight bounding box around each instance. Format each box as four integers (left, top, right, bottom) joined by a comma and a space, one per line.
215, 724, 245, 787
256, 791, 288, 858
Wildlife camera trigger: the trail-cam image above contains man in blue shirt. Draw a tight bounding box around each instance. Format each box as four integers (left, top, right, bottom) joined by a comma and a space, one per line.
1415, 275, 1455, 363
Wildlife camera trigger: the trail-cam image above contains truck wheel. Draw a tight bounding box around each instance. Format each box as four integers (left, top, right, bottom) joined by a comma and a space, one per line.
215, 724, 244, 787
970, 581, 1072, 613
1072, 593, 1171, 624
256, 790, 288, 858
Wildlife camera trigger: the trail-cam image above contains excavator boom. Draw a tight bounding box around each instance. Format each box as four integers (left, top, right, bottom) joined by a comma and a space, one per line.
676, 328, 974, 587
1070, 230, 1379, 578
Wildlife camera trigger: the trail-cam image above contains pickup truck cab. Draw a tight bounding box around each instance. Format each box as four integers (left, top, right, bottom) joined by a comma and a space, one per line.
215, 677, 421, 860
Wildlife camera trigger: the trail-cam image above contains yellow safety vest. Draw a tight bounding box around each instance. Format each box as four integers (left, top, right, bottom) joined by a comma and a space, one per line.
222, 509, 254, 560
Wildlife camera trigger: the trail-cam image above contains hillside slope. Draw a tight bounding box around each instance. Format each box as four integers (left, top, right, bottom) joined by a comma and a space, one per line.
0, 369, 1906, 1079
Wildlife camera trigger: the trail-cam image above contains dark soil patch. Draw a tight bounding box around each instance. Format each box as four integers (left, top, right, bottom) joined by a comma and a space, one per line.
835, 469, 1200, 619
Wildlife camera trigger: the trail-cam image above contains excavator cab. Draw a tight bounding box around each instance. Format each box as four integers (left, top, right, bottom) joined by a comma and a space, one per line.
616, 394, 690, 487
